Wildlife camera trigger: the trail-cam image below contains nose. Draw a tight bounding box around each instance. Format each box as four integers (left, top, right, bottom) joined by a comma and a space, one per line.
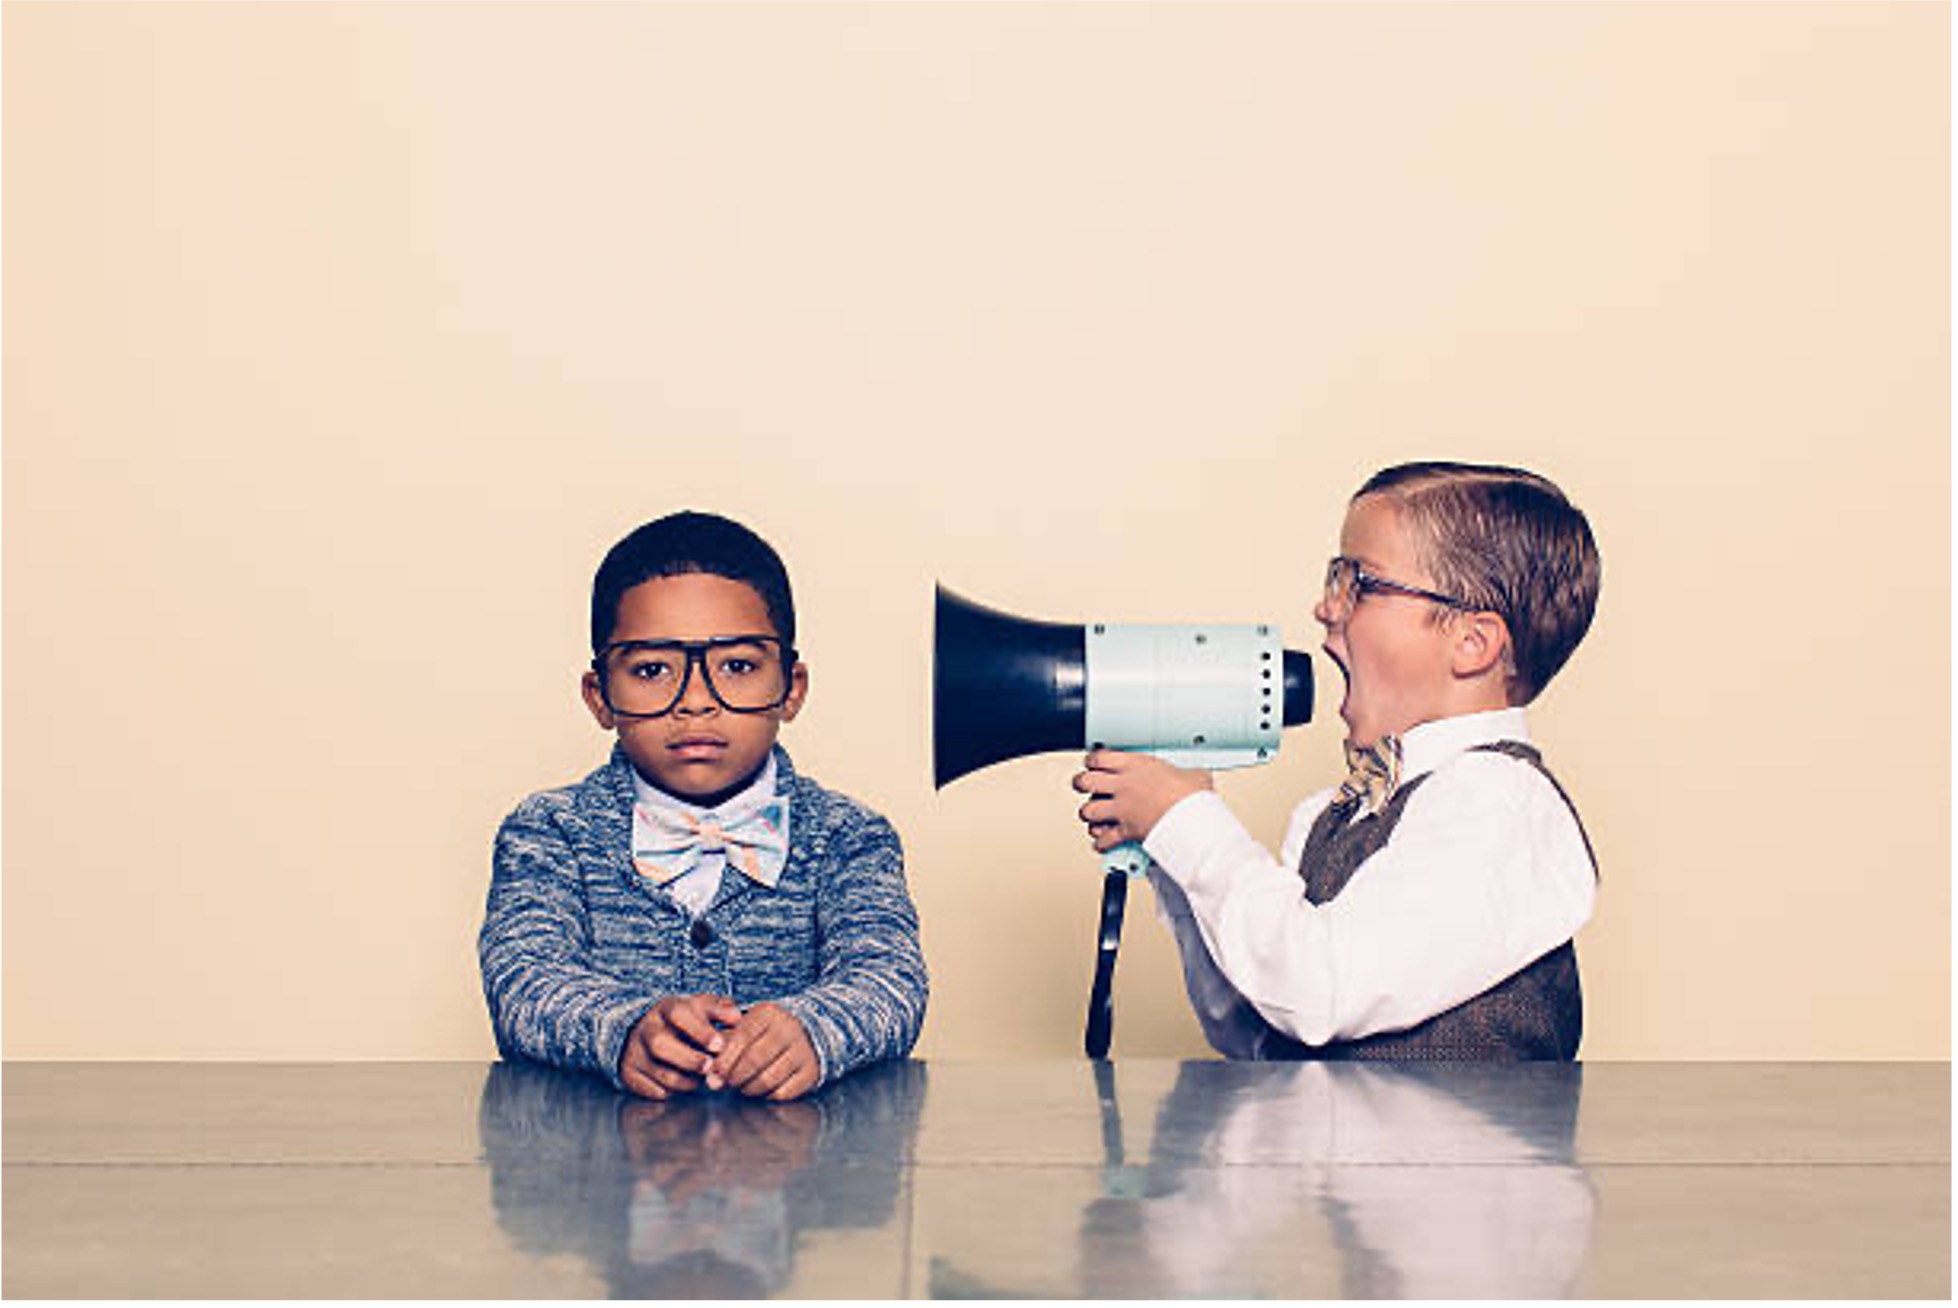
1313, 590, 1338, 629
673, 654, 721, 717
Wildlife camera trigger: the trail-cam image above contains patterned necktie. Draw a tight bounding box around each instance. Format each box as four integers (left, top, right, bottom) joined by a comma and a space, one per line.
1337, 735, 1403, 817
633, 796, 790, 889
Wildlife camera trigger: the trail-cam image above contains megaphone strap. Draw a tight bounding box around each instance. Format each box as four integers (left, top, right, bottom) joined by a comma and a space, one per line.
1084, 870, 1128, 1060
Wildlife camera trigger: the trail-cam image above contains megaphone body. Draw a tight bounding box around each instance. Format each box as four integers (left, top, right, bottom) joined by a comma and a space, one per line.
933, 585, 1314, 1058
1081, 620, 1305, 876
934, 587, 1314, 856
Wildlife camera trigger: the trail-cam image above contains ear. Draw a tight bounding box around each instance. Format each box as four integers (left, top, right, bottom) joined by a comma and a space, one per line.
778, 661, 810, 724
1449, 611, 1512, 682
581, 669, 617, 731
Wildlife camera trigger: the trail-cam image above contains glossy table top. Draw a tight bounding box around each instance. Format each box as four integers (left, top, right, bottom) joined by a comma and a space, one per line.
4, 1059, 1948, 1298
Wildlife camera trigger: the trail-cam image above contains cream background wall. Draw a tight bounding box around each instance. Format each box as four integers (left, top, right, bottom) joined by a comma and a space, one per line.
5, 1, 1947, 1060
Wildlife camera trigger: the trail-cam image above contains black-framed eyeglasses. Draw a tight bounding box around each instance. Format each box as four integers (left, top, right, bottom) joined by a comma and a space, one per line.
592, 635, 798, 718
1323, 556, 1475, 618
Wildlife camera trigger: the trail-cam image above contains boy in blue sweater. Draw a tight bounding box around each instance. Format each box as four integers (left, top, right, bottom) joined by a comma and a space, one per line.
481, 512, 927, 1101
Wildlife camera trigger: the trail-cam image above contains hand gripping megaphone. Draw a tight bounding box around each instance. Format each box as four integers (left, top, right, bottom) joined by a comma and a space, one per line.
933, 586, 1313, 1058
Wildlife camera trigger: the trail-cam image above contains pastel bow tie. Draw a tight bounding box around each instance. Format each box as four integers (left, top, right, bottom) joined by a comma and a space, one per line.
633, 797, 789, 889
1337, 735, 1403, 817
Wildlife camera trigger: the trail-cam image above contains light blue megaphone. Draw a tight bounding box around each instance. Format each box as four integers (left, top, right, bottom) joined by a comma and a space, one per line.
932, 586, 1313, 1057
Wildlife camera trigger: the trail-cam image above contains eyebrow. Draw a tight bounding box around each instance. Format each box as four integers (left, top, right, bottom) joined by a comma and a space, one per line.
606, 634, 775, 649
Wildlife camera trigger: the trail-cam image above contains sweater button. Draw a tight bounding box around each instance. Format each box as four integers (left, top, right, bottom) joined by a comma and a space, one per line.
689, 919, 714, 950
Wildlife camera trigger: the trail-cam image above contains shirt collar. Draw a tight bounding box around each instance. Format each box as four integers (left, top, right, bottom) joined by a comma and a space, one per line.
1398, 706, 1531, 783
631, 752, 779, 819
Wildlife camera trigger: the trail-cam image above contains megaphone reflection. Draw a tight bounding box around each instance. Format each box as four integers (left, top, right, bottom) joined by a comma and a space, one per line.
931, 586, 1315, 1058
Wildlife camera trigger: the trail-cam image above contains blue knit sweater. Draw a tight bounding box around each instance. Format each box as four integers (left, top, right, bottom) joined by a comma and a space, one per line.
480, 743, 927, 1090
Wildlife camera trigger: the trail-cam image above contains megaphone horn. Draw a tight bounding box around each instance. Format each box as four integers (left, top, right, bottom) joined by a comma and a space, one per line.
932, 586, 1089, 788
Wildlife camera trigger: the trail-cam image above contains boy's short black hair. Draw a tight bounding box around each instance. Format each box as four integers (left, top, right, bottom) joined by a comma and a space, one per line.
1356, 462, 1600, 704
590, 511, 796, 652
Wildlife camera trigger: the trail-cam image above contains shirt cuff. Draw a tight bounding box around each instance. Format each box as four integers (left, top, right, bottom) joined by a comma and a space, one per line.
1142, 789, 1270, 896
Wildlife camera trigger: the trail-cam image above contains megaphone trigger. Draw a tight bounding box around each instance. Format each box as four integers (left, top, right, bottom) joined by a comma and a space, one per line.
1100, 841, 1152, 878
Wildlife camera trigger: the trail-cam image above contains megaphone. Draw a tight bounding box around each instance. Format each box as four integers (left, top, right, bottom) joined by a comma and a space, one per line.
933, 586, 1314, 1058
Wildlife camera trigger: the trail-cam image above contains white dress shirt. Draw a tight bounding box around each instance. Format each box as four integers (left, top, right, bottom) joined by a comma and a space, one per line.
1142, 707, 1596, 1053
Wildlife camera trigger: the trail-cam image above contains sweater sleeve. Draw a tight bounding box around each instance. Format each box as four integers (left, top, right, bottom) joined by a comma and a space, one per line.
770, 812, 928, 1087
479, 801, 662, 1088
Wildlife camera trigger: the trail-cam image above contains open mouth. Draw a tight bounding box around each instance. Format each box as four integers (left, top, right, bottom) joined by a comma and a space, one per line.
1323, 643, 1354, 719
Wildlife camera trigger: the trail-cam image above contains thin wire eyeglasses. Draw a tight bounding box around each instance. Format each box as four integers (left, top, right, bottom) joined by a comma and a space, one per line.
591, 635, 798, 718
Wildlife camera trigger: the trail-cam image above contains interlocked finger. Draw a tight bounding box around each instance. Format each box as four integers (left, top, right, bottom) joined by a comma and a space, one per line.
723, 1017, 794, 1091
619, 1052, 673, 1101
768, 1060, 822, 1102
648, 1026, 714, 1076
740, 1044, 801, 1100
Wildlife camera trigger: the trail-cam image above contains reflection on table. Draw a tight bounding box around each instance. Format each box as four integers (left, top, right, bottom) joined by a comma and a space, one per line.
478, 1058, 925, 1298
931, 1060, 1594, 1298
3, 1059, 1946, 1297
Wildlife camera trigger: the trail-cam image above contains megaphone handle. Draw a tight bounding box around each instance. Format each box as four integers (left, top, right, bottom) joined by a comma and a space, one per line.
1085, 868, 1127, 1060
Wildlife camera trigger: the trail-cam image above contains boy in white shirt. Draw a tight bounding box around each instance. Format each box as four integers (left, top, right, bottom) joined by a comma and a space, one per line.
1073, 462, 1601, 1058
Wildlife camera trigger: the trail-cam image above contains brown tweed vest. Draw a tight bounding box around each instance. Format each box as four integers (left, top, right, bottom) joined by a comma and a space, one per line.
1257, 740, 1594, 1062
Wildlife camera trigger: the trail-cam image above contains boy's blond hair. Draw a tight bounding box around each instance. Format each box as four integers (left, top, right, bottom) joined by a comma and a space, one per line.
1356, 462, 1600, 704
